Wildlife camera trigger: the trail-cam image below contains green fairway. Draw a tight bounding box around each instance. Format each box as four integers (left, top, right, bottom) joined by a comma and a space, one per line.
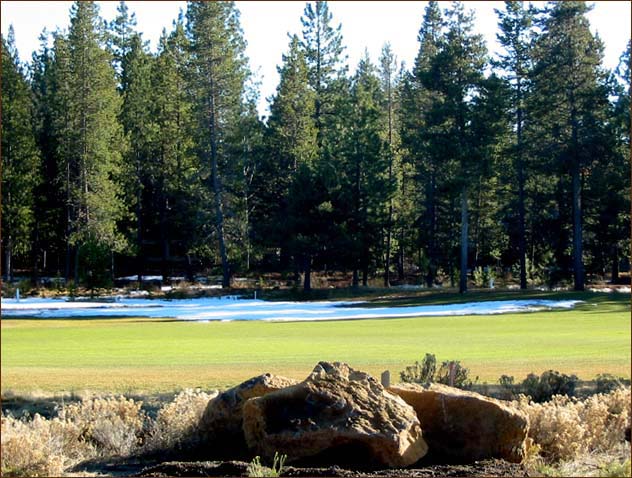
1, 291, 629, 394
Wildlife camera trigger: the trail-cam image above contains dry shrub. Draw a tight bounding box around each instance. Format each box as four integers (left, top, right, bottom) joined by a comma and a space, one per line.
530, 445, 630, 477
1, 391, 218, 476
1, 413, 94, 477
58, 395, 147, 456
515, 387, 631, 462
143, 388, 217, 452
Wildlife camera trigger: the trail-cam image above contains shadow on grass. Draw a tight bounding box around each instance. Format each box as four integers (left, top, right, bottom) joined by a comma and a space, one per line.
1, 316, 179, 323
359, 289, 630, 312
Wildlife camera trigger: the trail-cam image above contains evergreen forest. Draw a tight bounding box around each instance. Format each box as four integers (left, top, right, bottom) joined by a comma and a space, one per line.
1, 0, 630, 293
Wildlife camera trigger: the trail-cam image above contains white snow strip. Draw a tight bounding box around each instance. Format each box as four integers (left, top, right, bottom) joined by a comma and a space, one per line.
1, 296, 582, 322
588, 287, 631, 294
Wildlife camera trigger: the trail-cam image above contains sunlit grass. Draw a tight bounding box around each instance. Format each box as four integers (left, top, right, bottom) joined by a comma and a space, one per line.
1, 291, 629, 393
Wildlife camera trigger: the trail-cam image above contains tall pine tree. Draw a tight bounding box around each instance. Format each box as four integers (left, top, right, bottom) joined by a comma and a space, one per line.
118, 31, 154, 283
186, 1, 249, 288
299, 0, 346, 150
495, 0, 534, 289
378, 43, 400, 287
51, 1, 126, 284
423, 1, 488, 292
31, 29, 62, 279
530, 1, 611, 291
342, 51, 390, 287
151, 19, 200, 280
1, 28, 41, 281
262, 34, 317, 275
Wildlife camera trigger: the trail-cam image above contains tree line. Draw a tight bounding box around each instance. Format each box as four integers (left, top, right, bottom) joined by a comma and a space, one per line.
1, 0, 629, 292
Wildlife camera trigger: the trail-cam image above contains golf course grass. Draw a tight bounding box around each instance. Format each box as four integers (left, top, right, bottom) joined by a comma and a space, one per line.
1, 290, 629, 394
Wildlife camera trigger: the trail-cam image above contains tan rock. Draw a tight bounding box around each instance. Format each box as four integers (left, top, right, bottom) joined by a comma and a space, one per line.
242, 362, 428, 467
388, 382, 529, 463
199, 373, 298, 454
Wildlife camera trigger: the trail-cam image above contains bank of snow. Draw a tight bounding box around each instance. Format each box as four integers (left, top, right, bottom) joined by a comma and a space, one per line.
1, 296, 582, 322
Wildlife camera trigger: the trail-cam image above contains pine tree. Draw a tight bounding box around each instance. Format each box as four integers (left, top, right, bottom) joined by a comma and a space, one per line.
427, 1, 488, 293
393, 65, 420, 282
118, 32, 154, 283
262, 34, 317, 274
268, 35, 318, 174
378, 43, 399, 287
585, 41, 630, 282
495, 0, 534, 289
530, 1, 611, 291
150, 19, 200, 281
225, 100, 265, 272
31, 29, 61, 279
186, 1, 250, 288
109, 0, 137, 84
51, 1, 126, 285
1, 28, 41, 281
299, 0, 346, 150
295, 1, 351, 290
416, 0, 446, 288
343, 51, 391, 287
468, 73, 511, 273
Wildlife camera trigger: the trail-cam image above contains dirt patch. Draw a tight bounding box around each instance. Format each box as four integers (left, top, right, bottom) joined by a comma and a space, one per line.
137, 459, 529, 477
71, 457, 529, 477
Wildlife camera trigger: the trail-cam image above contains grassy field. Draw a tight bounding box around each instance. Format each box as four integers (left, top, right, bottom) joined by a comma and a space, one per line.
1, 290, 629, 394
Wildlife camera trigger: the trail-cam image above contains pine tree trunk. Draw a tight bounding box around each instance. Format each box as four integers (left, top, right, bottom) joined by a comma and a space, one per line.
4, 236, 12, 282
398, 227, 405, 281
570, 102, 584, 292
385, 204, 392, 287
159, 187, 168, 284
460, 185, 469, 294
426, 171, 436, 288
293, 259, 300, 286
571, 161, 584, 291
65, 162, 72, 282
352, 268, 359, 289
31, 225, 40, 286
611, 245, 619, 284
384, 88, 394, 288
209, 92, 230, 289
65, 242, 71, 283
136, 164, 143, 286
245, 190, 250, 272
362, 263, 368, 287
517, 97, 527, 290
74, 245, 80, 286
303, 254, 311, 292
280, 245, 290, 271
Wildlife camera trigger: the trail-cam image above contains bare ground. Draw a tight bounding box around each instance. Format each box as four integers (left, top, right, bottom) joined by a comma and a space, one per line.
69, 457, 529, 477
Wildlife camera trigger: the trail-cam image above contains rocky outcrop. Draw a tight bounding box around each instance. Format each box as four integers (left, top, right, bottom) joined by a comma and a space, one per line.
242, 362, 428, 468
198, 373, 298, 455
388, 383, 529, 463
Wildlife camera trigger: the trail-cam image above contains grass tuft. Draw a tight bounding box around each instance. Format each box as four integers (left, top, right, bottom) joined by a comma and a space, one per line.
247, 452, 287, 478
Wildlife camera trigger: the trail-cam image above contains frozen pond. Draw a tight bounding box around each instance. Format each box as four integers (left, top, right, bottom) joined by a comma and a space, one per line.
1, 296, 582, 322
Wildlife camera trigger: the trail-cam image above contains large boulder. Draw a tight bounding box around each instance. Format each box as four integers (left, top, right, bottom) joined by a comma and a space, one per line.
388, 383, 529, 463
199, 373, 298, 455
242, 362, 428, 468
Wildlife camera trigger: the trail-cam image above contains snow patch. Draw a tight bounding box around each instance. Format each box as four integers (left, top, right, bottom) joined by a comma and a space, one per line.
1, 296, 582, 322
588, 286, 631, 294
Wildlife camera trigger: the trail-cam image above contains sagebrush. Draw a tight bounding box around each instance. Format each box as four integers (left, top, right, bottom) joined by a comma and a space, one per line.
144, 388, 217, 451
515, 387, 631, 462
1, 389, 216, 477
2, 386, 629, 477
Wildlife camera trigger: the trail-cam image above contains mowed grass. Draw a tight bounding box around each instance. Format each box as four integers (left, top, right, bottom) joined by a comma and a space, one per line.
1, 291, 629, 394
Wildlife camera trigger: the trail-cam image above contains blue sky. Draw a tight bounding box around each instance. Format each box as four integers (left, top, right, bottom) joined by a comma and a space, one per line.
2, 1, 630, 117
